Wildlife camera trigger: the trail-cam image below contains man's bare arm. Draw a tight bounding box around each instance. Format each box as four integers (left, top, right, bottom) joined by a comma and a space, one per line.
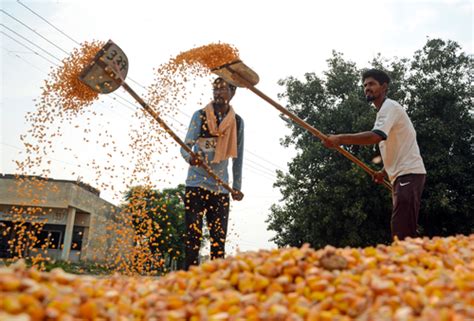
324, 131, 383, 147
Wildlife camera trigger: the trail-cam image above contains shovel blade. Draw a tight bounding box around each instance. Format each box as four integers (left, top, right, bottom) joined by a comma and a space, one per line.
79, 40, 129, 94
212, 60, 259, 88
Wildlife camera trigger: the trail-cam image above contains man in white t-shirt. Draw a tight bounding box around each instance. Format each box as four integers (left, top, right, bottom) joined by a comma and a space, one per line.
324, 69, 426, 240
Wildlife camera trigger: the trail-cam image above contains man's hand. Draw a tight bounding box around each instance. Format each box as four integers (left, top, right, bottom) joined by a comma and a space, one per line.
189, 154, 203, 167
231, 190, 244, 201
323, 135, 341, 149
372, 170, 386, 184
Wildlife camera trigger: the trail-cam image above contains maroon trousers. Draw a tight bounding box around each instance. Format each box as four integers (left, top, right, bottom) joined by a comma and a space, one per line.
391, 174, 426, 240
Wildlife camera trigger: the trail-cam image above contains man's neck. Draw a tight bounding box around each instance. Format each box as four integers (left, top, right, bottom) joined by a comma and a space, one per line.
213, 102, 230, 115
373, 96, 387, 111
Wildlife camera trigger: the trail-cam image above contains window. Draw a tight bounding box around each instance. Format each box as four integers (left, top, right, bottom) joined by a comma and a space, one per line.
34, 224, 65, 250
71, 226, 85, 251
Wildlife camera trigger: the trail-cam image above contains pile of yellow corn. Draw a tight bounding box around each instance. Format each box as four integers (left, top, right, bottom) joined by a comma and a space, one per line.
1, 234, 472, 321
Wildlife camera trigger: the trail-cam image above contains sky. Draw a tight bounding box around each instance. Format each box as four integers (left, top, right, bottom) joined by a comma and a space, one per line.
1, 0, 472, 254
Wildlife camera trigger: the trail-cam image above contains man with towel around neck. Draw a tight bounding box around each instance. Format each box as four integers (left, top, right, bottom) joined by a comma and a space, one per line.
181, 77, 244, 270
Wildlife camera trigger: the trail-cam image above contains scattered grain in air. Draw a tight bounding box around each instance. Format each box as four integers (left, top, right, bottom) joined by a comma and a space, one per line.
9, 42, 242, 276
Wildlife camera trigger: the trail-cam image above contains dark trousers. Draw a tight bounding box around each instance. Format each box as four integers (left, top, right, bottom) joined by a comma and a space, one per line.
391, 174, 426, 240
184, 186, 229, 270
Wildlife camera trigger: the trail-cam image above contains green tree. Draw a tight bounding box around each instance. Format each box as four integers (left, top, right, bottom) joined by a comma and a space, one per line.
124, 184, 187, 271
404, 39, 474, 236
267, 39, 473, 249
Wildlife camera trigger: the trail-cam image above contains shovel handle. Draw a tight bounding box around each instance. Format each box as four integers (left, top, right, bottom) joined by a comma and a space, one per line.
225, 66, 393, 192
121, 82, 236, 195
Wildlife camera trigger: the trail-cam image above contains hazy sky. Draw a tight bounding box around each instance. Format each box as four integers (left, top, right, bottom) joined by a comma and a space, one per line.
1, 0, 472, 253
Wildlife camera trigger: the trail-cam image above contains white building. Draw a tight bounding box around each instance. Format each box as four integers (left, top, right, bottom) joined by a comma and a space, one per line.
0, 174, 121, 262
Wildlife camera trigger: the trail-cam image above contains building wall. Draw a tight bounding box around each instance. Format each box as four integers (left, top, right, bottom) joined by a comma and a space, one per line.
0, 175, 126, 263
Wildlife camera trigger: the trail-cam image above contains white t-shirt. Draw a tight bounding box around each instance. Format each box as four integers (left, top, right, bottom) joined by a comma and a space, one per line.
372, 98, 426, 183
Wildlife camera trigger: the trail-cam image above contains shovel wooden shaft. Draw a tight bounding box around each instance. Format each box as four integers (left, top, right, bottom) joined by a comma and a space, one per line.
226, 67, 393, 192
121, 82, 236, 194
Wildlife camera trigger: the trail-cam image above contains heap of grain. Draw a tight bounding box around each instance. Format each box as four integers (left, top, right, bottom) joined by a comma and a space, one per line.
1, 235, 473, 320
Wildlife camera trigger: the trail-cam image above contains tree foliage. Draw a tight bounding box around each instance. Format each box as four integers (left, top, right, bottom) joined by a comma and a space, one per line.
267, 39, 473, 249
405, 39, 473, 236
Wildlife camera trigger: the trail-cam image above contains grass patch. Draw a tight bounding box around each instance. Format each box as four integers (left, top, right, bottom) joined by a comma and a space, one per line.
1, 258, 113, 276
41, 260, 112, 275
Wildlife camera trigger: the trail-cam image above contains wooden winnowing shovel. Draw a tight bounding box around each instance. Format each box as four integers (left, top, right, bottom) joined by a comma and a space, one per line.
212, 60, 392, 192
78, 40, 237, 194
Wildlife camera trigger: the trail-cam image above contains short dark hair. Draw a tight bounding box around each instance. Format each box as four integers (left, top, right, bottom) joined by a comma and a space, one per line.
362, 69, 391, 85
213, 77, 237, 95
